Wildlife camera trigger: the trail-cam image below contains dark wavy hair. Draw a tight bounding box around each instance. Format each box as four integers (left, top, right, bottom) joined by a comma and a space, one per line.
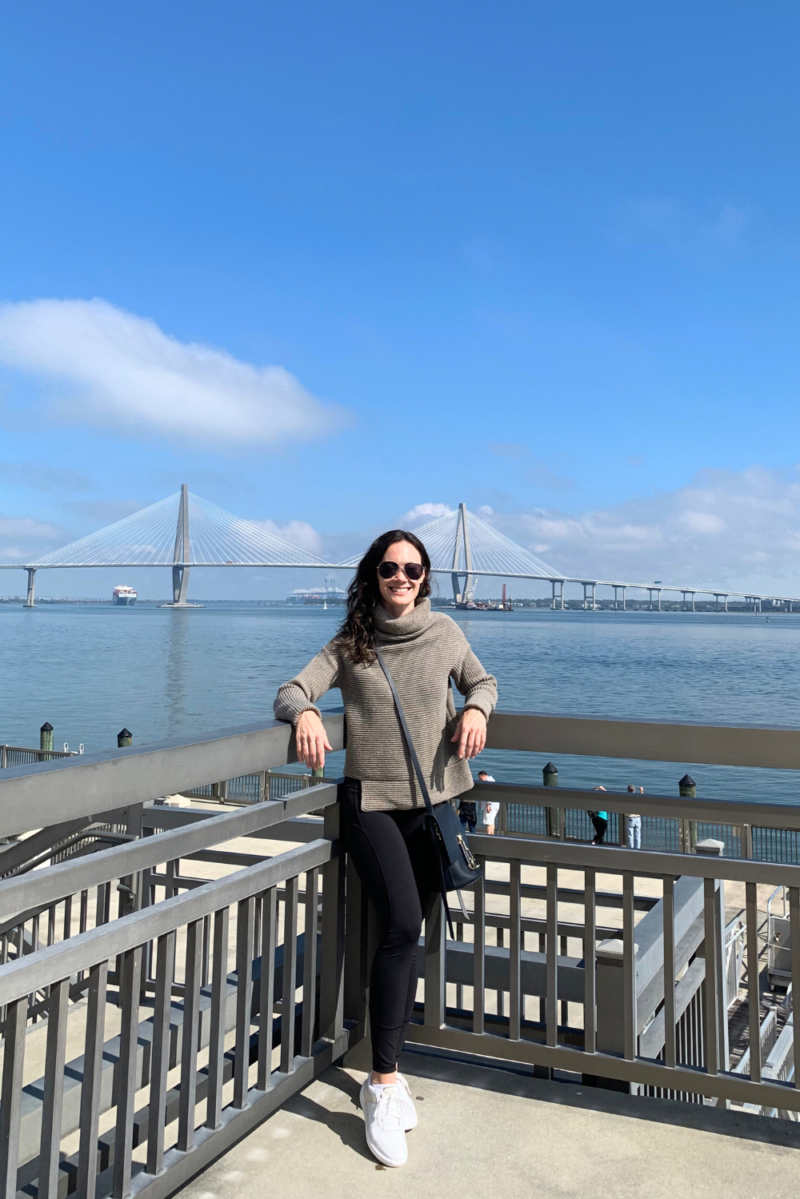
336, 529, 431, 664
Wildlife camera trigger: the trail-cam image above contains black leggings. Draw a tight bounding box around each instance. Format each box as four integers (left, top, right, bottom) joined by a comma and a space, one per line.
340, 779, 439, 1074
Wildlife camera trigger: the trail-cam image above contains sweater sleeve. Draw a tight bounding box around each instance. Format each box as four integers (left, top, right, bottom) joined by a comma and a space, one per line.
273, 642, 341, 724
451, 633, 498, 721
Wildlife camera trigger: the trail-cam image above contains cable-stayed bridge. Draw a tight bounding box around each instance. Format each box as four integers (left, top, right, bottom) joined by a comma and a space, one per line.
1, 487, 797, 611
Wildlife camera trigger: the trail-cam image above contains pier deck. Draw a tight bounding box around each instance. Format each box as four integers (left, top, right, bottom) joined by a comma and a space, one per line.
180, 1051, 800, 1199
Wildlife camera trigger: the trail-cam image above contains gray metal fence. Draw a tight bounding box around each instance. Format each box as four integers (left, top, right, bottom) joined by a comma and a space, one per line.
2, 709, 800, 1195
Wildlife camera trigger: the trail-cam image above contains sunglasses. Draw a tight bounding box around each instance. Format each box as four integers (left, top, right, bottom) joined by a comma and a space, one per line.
378, 560, 426, 582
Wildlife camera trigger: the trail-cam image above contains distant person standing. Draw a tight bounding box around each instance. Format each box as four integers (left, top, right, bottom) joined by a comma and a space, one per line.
457, 796, 478, 835
477, 769, 499, 835
626, 785, 643, 849
589, 786, 608, 845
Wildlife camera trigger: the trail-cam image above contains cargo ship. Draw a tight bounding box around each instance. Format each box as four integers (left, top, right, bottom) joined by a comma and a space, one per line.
113, 585, 137, 606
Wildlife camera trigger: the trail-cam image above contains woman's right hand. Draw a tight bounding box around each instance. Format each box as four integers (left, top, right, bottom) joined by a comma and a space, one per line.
295, 710, 333, 771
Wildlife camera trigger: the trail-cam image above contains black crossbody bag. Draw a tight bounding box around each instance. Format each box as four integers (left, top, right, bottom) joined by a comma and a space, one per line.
375, 648, 482, 937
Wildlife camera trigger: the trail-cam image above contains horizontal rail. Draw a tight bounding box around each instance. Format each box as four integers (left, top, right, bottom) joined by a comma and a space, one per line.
485, 711, 800, 770
0, 839, 332, 1006
0, 783, 338, 921
0, 713, 345, 838
471, 831, 800, 885
404, 1025, 800, 1113
478, 780, 800, 829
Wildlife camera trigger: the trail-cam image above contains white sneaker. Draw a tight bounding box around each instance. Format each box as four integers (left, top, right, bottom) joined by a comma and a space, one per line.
395, 1073, 418, 1130
359, 1079, 408, 1167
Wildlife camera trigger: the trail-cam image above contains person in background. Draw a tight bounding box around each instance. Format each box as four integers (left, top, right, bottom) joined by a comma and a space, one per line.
477, 768, 499, 834
588, 785, 608, 845
457, 796, 477, 835
626, 784, 643, 849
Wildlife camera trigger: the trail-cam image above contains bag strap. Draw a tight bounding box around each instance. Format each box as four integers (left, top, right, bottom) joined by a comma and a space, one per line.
375, 648, 434, 818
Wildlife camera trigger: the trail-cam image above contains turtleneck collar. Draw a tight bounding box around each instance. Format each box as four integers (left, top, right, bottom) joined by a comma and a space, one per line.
373, 597, 432, 642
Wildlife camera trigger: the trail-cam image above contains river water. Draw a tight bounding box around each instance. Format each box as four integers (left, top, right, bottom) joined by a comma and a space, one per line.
2, 603, 800, 806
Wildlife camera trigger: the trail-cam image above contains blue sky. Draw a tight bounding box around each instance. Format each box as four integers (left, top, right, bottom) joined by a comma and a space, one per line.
1, 2, 799, 599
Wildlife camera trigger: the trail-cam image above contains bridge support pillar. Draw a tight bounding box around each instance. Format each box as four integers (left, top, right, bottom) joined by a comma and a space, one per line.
591, 582, 596, 611
172, 563, 191, 605
622, 587, 627, 612
24, 567, 36, 608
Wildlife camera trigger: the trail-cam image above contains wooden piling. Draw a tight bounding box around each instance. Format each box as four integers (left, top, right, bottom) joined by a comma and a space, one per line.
117, 728, 132, 748
679, 773, 697, 851
543, 761, 560, 838
40, 723, 54, 753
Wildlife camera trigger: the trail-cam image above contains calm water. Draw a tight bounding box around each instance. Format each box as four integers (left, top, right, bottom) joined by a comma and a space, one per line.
2, 603, 800, 806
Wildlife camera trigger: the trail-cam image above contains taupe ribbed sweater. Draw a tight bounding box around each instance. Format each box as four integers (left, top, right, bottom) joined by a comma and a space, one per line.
273, 599, 498, 811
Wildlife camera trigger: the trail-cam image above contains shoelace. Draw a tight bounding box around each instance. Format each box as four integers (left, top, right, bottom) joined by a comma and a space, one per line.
372, 1086, 404, 1131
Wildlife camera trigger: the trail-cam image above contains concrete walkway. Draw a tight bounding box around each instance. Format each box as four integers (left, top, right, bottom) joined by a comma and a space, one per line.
178, 1050, 800, 1199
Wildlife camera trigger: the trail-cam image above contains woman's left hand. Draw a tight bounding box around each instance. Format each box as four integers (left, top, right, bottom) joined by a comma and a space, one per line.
451, 708, 487, 760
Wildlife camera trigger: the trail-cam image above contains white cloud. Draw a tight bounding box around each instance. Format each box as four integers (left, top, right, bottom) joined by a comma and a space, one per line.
0, 298, 351, 448
618, 197, 754, 265
250, 518, 323, 555
0, 515, 68, 562
401, 502, 455, 525
483, 466, 800, 592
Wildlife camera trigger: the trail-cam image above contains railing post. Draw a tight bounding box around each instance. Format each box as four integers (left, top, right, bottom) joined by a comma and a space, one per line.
319, 800, 345, 1048
342, 860, 372, 1068
696, 838, 729, 1076
543, 761, 560, 838
589, 937, 637, 1092
742, 823, 753, 858
424, 891, 446, 1029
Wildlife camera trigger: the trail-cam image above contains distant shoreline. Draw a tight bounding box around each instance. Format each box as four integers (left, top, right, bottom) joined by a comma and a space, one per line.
0, 596, 795, 614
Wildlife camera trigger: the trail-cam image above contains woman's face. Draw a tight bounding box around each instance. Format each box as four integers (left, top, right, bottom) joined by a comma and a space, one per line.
377, 540, 426, 614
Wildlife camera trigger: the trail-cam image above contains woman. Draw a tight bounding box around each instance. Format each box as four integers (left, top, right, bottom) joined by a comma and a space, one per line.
274, 529, 497, 1168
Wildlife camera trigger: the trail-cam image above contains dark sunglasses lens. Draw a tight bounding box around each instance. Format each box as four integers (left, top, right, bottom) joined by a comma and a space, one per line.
378, 561, 425, 581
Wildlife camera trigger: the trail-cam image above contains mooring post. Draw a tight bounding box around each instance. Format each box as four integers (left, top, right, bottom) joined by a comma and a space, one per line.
117, 728, 132, 748
40, 722, 54, 753
679, 773, 697, 851
543, 761, 561, 838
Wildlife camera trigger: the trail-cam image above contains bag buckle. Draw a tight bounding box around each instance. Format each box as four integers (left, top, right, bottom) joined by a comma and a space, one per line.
457, 834, 478, 871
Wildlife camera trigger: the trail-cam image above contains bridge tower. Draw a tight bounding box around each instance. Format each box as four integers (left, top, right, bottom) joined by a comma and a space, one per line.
170, 484, 192, 607
450, 502, 478, 605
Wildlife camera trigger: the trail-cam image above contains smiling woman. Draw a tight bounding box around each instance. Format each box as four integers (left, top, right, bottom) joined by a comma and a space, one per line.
273, 527, 497, 1167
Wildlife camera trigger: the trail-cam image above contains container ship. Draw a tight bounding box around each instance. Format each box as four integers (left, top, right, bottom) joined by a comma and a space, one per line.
287, 577, 347, 605
113, 585, 138, 606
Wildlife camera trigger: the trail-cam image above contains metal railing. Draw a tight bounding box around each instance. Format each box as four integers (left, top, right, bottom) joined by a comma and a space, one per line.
0, 745, 75, 769
181, 769, 322, 805
1, 708, 800, 1195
